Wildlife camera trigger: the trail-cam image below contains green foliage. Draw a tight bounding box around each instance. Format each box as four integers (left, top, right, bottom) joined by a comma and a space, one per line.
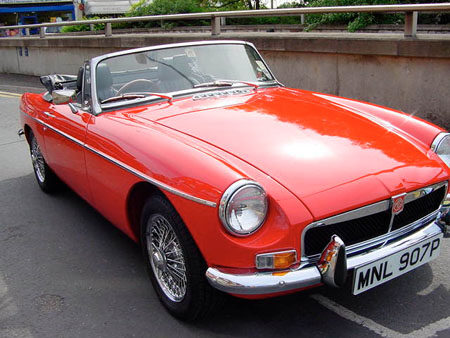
125, 0, 205, 28
408, 0, 450, 24
305, 0, 403, 32
63, 0, 450, 33
60, 17, 105, 33
304, 0, 450, 31
128, 0, 203, 16
278, 1, 306, 9
226, 1, 305, 25
199, 0, 248, 11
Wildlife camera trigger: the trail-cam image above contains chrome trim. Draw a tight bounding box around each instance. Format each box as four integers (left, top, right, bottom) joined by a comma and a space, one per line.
309, 199, 391, 228
255, 249, 297, 269
431, 132, 450, 152
192, 88, 253, 100
43, 111, 55, 118
84, 142, 217, 207
25, 114, 217, 207
386, 192, 406, 233
404, 181, 448, 204
346, 222, 443, 270
30, 115, 85, 147
90, 40, 281, 115
303, 209, 440, 264
146, 214, 187, 302
391, 192, 406, 215
301, 181, 448, 261
218, 179, 268, 236
301, 199, 390, 260
437, 192, 450, 237
206, 265, 321, 295
317, 235, 347, 288
206, 221, 443, 295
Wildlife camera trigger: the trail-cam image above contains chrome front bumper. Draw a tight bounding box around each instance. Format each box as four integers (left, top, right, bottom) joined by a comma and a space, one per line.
205, 221, 444, 295
437, 193, 450, 236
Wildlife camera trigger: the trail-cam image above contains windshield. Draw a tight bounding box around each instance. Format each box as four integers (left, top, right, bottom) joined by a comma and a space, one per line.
95, 44, 275, 103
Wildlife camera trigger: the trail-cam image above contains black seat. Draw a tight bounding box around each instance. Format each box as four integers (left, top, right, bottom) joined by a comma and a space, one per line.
76, 67, 83, 92
96, 63, 115, 102
76, 67, 83, 103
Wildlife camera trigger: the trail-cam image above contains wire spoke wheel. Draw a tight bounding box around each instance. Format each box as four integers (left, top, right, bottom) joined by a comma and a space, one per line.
31, 137, 46, 183
146, 214, 187, 302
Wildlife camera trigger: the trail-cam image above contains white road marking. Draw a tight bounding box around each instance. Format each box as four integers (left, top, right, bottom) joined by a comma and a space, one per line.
310, 294, 401, 337
416, 282, 444, 296
407, 317, 450, 338
0, 274, 34, 338
0, 91, 22, 97
311, 294, 450, 338
0, 140, 25, 147
0, 328, 33, 338
0, 274, 19, 321
0, 94, 19, 99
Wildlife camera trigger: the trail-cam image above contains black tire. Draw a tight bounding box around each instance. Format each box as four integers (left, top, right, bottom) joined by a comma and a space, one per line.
29, 131, 60, 193
140, 194, 223, 321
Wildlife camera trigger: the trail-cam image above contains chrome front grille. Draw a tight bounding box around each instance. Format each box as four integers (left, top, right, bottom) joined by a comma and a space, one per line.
391, 187, 446, 231
302, 182, 448, 259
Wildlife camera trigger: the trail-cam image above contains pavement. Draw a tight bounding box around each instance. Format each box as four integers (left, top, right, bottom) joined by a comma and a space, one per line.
0, 75, 449, 338
0, 74, 41, 94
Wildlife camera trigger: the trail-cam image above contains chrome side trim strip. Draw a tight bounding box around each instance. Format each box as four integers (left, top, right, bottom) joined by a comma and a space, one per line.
85, 145, 217, 207
206, 221, 443, 295
25, 114, 217, 207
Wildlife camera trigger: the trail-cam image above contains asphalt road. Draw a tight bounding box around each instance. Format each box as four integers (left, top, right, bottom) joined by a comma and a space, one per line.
0, 80, 449, 338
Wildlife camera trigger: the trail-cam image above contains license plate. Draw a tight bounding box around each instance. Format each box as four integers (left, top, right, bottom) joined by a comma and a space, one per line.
352, 234, 443, 295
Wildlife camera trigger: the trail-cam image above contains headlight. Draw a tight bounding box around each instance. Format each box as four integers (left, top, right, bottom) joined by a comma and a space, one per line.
219, 180, 268, 236
431, 133, 450, 167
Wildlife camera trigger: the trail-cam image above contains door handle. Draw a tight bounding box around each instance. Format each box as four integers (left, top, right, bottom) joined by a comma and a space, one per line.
43, 111, 55, 118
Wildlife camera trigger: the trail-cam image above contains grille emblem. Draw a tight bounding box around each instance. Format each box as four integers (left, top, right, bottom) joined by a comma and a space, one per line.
392, 194, 406, 215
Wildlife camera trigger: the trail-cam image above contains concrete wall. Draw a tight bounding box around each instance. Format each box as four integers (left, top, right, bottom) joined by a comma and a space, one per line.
1, 32, 449, 129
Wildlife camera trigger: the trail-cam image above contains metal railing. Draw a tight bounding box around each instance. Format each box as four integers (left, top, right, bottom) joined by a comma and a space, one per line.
1, 3, 450, 39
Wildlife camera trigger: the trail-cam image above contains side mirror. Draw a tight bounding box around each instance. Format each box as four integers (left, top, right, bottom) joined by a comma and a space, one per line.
51, 89, 76, 104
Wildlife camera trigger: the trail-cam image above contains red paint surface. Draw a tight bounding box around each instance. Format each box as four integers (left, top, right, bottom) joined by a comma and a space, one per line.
20, 86, 449, 294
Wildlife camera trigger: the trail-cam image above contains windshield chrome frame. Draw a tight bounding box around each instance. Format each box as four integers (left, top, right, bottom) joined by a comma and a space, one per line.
89, 40, 281, 115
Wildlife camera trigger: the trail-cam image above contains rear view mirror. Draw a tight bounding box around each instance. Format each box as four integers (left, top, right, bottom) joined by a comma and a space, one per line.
52, 89, 76, 104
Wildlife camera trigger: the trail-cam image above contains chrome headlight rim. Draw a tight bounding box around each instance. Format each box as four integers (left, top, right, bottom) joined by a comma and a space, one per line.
431, 132, 450, 167
219, 179, 268, 237
431, 132, 450, 151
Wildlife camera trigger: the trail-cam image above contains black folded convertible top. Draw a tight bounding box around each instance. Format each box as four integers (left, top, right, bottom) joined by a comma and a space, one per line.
40, 74, 77, 93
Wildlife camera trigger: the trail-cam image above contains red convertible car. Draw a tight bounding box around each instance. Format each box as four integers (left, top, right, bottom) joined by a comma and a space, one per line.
19, 40, 449, 320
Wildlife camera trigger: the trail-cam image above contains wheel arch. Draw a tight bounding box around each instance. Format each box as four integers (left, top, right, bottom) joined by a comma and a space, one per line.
125, 181, 211, 267
23, 124, 32, 145
126, 181, 167, 243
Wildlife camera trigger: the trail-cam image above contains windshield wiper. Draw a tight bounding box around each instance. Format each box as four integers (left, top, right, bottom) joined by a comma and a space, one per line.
101, 94, 146, 104
101, 92, 173, 104
194, 80, 259, 90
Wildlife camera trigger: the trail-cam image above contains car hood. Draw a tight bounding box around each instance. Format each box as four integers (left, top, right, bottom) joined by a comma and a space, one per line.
134, 87, 448, 219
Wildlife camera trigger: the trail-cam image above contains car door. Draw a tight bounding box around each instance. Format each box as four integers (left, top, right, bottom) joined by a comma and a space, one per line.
42, 65, 94, 203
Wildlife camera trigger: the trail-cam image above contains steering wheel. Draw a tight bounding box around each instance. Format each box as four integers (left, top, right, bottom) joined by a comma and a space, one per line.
117, 79, 161, 95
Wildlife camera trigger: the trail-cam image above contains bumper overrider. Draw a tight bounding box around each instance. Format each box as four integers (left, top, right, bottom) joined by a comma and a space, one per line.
206, 210, 448, 295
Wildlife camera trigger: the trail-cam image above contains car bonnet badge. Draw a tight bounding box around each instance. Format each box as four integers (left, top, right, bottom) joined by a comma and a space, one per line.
392, 194, 406, 215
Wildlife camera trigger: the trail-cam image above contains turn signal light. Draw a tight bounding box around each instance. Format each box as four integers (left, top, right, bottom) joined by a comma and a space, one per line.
256, 250, 297, 270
